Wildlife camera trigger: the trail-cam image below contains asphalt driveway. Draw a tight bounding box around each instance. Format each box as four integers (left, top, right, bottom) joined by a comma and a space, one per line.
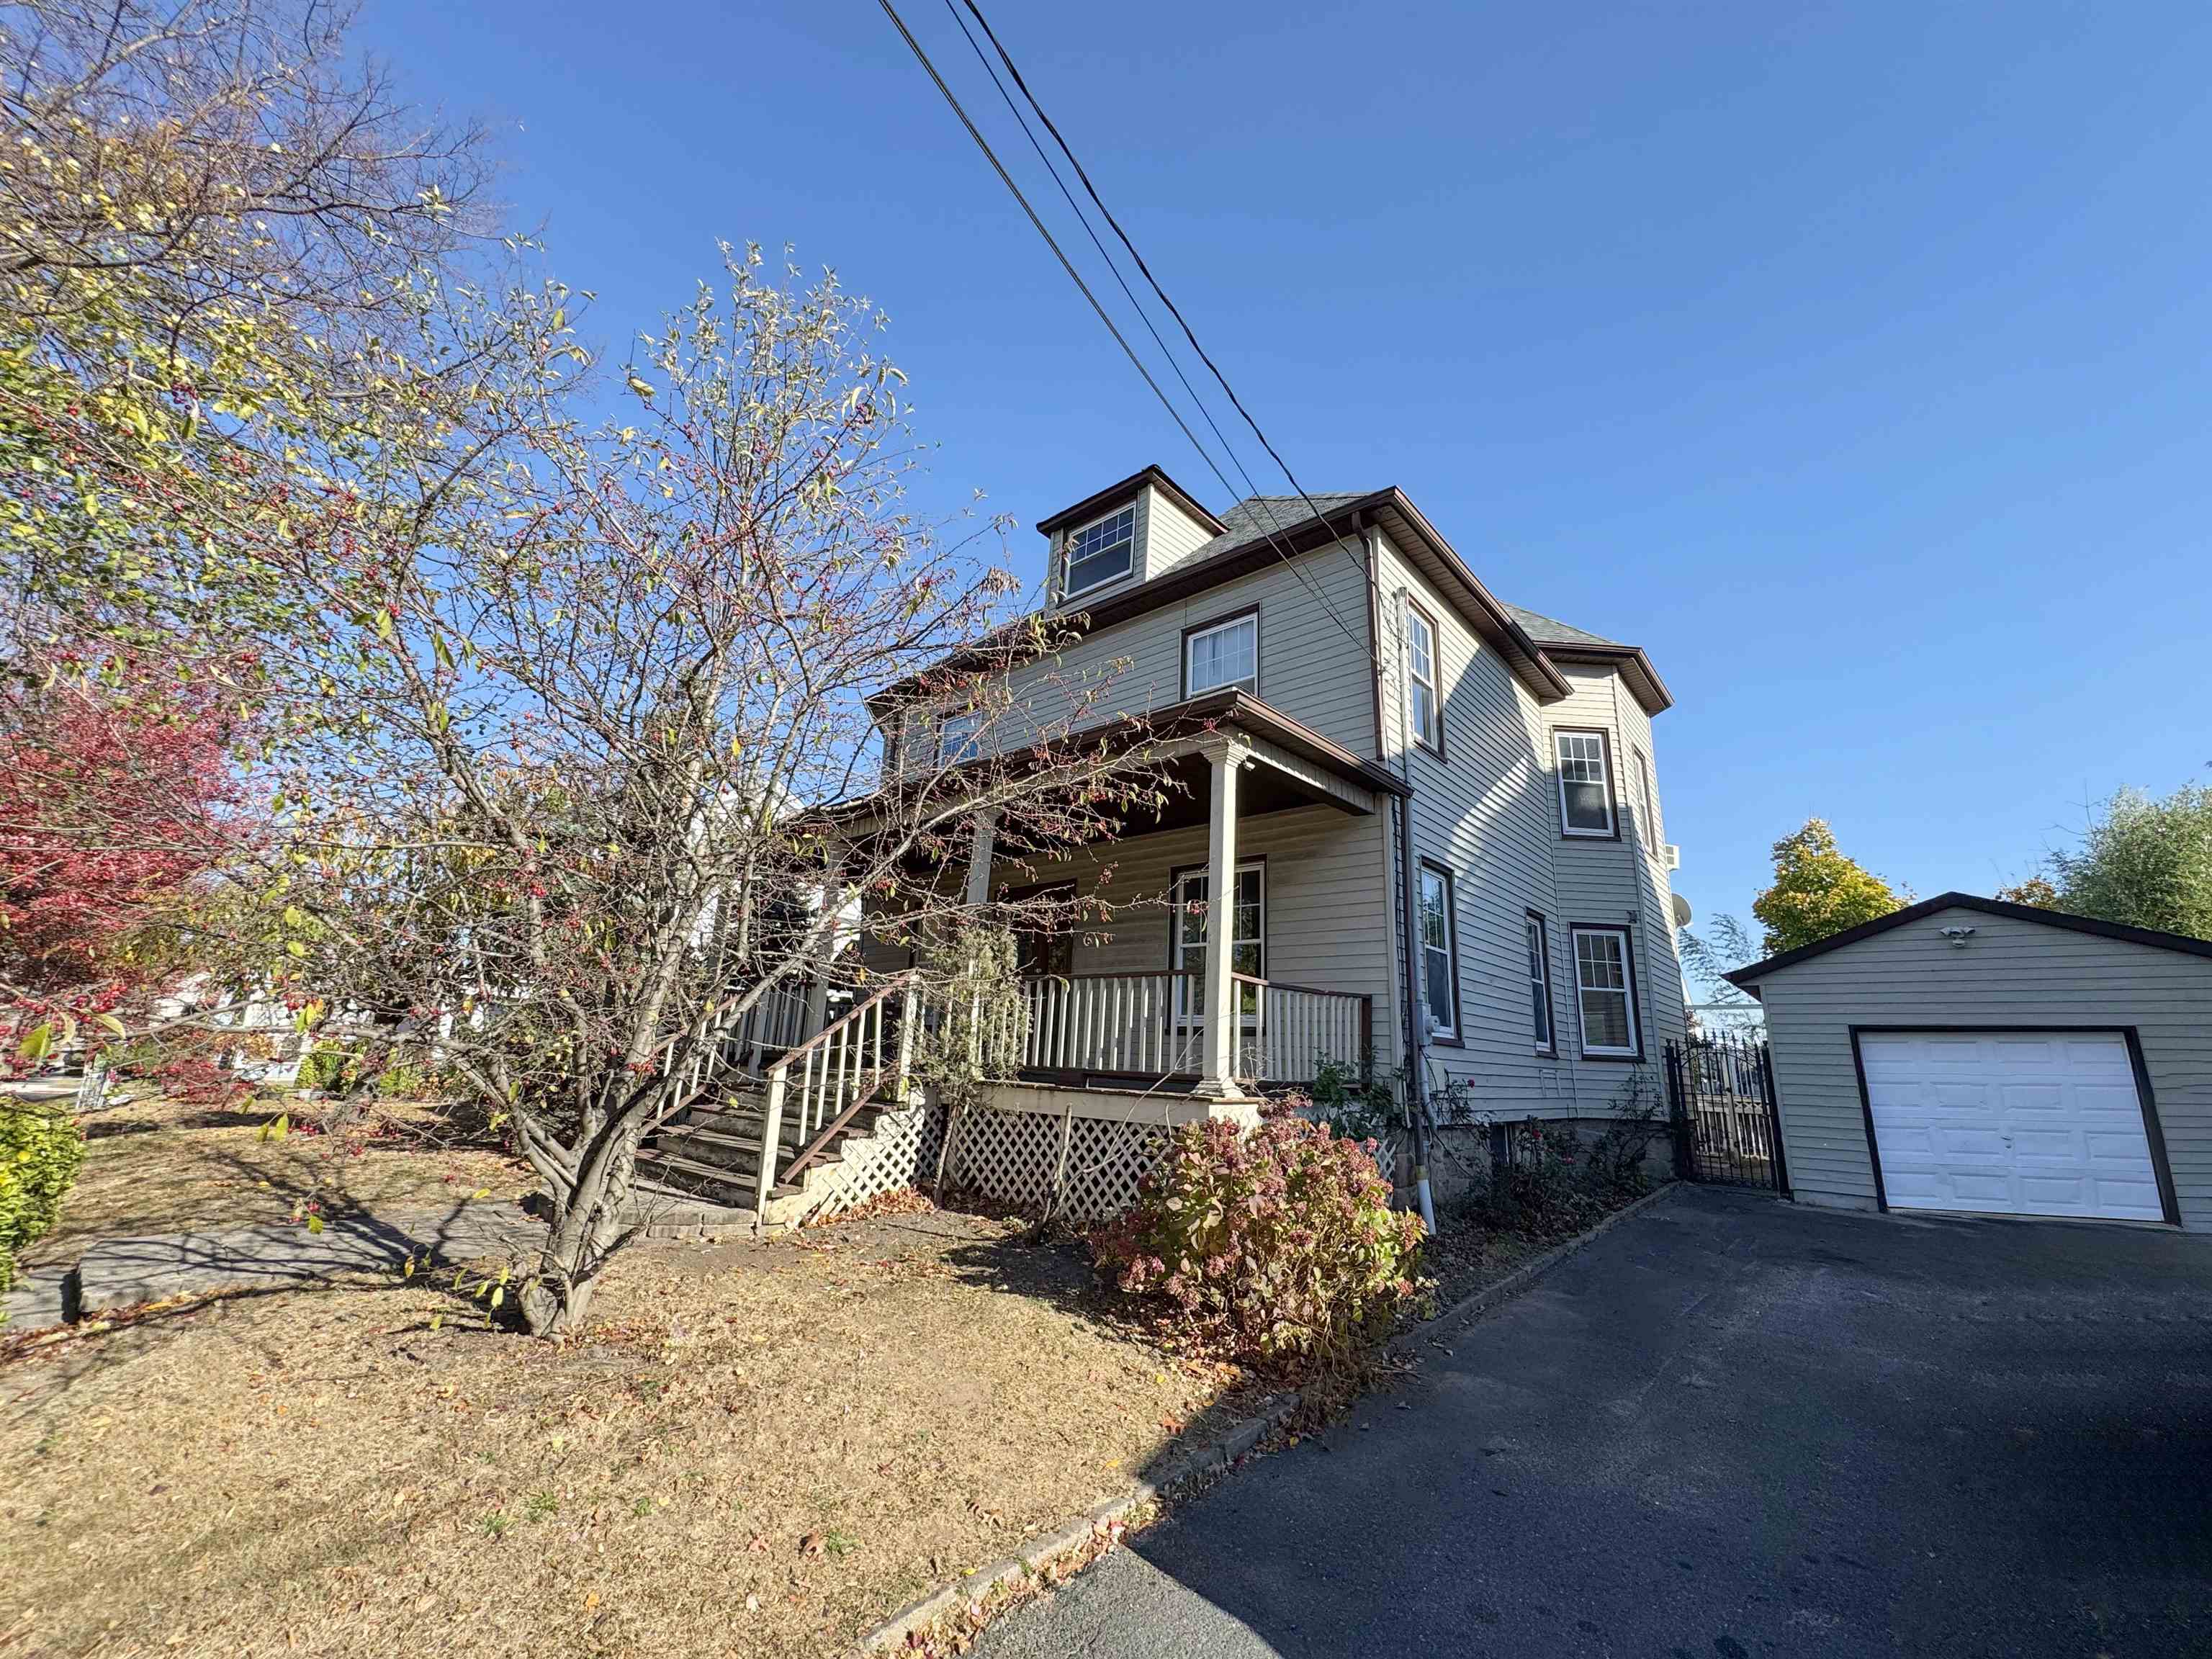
976, 1184, 2212, 1658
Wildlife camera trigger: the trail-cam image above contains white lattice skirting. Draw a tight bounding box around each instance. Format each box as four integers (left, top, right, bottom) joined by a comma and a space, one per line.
938, 1092, 1184, 1225
801, 1100, 948, 1223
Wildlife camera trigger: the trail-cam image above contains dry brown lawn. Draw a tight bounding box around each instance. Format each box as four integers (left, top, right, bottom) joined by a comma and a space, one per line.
0, 1202, 1251, 1659
24, 1090, 533, 1262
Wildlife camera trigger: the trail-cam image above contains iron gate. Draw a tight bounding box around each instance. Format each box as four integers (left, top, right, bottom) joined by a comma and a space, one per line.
1665, 1033, 1789, 1192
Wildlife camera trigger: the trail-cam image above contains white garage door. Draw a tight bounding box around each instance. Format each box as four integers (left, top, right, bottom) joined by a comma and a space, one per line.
1860, 1031, 2165, 1221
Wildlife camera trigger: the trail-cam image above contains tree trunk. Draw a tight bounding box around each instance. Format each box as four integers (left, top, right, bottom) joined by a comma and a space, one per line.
518, 1126, 637, 1337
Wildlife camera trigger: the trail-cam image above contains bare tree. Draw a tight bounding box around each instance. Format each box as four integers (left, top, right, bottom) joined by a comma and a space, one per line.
247, 248, 1167, 1336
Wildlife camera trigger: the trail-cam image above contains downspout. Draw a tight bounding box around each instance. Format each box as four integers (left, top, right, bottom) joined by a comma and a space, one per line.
1370, 523, 1437, 1235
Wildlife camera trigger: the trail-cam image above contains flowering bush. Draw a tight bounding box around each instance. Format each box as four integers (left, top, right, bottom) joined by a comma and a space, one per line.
1094, 1102, 1425, 1373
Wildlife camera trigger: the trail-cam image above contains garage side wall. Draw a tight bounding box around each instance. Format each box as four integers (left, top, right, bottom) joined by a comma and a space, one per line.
1757, 905, 2212, 1230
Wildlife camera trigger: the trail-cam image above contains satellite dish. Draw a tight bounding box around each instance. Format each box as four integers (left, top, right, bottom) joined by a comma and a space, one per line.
1671, 893, 1694, 928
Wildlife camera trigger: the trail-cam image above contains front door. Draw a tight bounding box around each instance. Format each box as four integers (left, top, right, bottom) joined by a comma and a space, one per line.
1172, 863, 1264, 1074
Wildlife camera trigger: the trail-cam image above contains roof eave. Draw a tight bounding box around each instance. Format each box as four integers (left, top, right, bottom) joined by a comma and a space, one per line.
1724, 891, 2212, 985
1534, 643, 1673, 715
1033, 464, 1227, 538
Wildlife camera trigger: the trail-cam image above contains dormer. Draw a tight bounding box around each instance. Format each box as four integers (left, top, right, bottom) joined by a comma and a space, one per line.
1036, 465, 1227, 609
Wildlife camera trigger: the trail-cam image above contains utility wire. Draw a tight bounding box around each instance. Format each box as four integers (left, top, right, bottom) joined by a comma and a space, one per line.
868, 0, 1227, 521
952, 0, 1380, 598
874, 0, 1370, 656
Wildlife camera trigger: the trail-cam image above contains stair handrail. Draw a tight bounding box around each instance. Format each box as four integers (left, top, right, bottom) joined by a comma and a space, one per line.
755, 975, 917, 1211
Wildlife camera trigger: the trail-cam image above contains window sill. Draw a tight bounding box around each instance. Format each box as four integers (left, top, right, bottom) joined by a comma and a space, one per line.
1578, 1049, 1643, 1064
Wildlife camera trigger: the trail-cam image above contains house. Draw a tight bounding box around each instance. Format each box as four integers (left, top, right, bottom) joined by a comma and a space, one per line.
1726, 892, 2212, 1231
635, 465, 1688, 1230
861, 467, 1683, 1151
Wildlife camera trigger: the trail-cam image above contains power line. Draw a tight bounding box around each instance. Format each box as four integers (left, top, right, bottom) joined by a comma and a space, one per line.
950, 0, 1379, 596
873, 0, 1372, 657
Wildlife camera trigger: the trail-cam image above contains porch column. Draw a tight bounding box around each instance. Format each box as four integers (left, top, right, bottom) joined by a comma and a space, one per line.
1193, 738, 1251, 1101
963, 809, 999, 908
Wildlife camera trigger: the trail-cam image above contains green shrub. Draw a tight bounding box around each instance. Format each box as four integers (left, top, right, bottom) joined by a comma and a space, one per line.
0, 1105, 86, 1309
296, 1045, 361, 1093
1095, 1102, 1425, 1374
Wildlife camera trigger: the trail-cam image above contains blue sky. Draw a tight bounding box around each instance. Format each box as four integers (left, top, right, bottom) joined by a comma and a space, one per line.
359, 0, 2212, 961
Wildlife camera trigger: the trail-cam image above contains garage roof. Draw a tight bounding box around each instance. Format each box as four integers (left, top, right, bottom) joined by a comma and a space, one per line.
1725, 891, 2212, 992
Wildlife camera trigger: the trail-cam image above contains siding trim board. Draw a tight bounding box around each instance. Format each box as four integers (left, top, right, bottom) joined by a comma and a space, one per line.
1845, 1025, 2184, 1228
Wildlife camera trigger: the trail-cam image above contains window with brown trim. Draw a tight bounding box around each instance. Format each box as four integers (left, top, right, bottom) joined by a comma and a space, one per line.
1571, 925, 1639, 1057
1418, 863, 1459, 1041
1554, 729, 1617, 837
1063, 505, 1136, 598
1526, 912, 1556, 1054
1183, 610, 1258, 697
1406, 602, 1442, 752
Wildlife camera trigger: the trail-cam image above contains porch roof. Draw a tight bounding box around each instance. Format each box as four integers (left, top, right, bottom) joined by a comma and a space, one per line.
815, 689, 1406, 837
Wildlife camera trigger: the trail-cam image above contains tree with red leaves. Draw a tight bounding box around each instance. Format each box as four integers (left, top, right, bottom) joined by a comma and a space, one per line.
0, 656, 248, 1065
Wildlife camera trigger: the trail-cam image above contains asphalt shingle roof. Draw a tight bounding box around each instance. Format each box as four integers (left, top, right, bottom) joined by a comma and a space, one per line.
1499, 603, 1622, 649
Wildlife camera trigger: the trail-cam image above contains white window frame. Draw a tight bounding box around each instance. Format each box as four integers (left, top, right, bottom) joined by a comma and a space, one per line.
1062, 505, 1136, 599
1405, 602, 1442, 752
1570, 925, 1640, 1058
1183, 611, 1259, 697
1526, 912, 1555, 1054
1418, 864, 1458, 1041
1554, 729, 1616, 837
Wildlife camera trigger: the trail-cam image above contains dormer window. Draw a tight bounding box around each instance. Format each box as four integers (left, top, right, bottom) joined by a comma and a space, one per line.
1064, 505, 1136, 598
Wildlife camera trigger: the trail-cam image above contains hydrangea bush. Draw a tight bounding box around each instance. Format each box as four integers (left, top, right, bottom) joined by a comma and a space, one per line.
1095, 1101, 1425, 1374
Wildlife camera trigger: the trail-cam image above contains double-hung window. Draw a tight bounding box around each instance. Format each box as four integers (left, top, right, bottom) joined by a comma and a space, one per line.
1554, 729, 1615, 836
1184, 611, 1258, 696
1063, 505, 1136, 598
1526, 912, 1555, 1053
1406, 603, 1442, 752
1571, 925, 1639, 1057
938, 709, 983, 765
1418, 864, 1458, 1040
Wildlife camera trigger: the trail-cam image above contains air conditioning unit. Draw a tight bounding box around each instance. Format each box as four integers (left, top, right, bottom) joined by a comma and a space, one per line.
1663, 844, 1681, 872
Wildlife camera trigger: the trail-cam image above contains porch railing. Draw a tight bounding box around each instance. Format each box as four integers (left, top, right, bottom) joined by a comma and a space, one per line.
671, 975, 816, 1105
1245, 976, 1372, 1087
757, 979, 918, 1207
1019, 971, 1369, 1087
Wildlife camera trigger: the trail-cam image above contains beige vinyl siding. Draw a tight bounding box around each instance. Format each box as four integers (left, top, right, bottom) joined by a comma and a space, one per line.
1755, 906, 2212, 1231
956, 541, 1379, 761
1373, 532, 1575, 1112
1372, 534, 1681, 1116
1140, 484, 1220, 580
964, 804, 1395, 1045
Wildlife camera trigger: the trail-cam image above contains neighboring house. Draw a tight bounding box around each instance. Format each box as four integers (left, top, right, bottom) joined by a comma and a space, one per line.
1727, 892, 2212, 1232
863, 464, 1687, 1129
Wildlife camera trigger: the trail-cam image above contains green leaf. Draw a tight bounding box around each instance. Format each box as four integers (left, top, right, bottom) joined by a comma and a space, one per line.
17, 1023, 51, 1064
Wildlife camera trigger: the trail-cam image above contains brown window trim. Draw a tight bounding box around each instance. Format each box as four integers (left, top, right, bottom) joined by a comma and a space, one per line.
1417, 860, 1463, 1047
1552, 727, 1621, 841
1526, 909, 1557, 1057
1406, 598, 1446, 760
1568, 920, 1643, 1061
1179, 604, 1262, 701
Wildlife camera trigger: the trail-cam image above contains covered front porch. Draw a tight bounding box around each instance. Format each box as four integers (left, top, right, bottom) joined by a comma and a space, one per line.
954, 698, 1404, 1099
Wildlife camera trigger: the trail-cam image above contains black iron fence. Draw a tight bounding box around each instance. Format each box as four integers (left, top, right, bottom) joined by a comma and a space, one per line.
1665, 1033, 1789, 1192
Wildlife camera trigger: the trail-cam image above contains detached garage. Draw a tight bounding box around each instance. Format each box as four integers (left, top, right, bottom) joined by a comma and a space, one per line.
1726, 893, 2212, 1231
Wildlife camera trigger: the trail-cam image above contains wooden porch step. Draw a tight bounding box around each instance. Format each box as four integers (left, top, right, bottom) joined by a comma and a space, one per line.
633, 1147, 763, 1209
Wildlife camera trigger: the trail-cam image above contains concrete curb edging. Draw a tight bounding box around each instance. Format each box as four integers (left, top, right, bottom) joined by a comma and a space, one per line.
858, 1395, 1303, 1652
858, 1181, 1682, 1653
1398, 1179, 1683, 1353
